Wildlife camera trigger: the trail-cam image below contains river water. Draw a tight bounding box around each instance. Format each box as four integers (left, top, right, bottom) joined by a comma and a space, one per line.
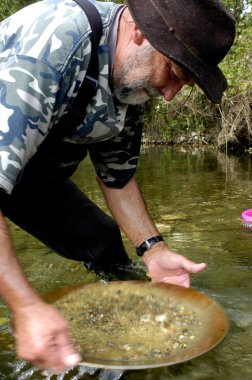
0, 147, 251, 379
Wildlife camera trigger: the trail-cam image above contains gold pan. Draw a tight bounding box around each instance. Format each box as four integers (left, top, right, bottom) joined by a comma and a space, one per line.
45, 281, 229, 369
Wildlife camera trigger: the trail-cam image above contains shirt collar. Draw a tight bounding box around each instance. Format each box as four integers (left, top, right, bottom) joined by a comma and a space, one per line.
108, 5, 126, 77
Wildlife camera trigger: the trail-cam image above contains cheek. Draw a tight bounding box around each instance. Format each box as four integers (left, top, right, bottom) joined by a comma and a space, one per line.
149, 53, 169, 83
151, 70, 171, 88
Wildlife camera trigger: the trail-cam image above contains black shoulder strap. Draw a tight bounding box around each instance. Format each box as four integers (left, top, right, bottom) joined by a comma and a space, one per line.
73, 0, 102, 89
55, 0, 103, 137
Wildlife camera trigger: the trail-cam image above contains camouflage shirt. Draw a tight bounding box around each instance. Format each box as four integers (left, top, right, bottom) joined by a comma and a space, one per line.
0, 0, 144, 194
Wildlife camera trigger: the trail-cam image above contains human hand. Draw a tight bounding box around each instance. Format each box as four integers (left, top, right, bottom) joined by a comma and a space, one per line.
142, 243, 207, 288
12, 301, 81, 372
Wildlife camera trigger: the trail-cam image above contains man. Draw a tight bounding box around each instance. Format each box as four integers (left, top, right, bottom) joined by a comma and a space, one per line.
0, 0, 235, 372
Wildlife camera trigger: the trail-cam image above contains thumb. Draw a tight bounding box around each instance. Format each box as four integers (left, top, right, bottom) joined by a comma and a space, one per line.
64, 353, 82, 367
57, 332, 81, 368
184, 261, 207, 273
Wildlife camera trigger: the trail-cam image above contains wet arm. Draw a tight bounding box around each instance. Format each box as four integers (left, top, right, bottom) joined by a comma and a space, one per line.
98, 176, 160, 248
0, 210, 41, 310
98, 176, 207, 287
0, 210, 80, 371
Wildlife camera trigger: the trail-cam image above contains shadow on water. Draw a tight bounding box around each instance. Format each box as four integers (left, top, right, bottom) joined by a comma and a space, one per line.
0, 147, 252, 379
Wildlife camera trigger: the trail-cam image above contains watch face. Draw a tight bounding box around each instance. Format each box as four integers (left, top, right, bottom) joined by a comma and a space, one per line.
136, 241, 149, 256
143, 241, 149, 250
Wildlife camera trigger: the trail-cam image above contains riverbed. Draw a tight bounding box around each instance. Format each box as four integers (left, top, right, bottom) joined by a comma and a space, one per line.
0, 147, 251, 379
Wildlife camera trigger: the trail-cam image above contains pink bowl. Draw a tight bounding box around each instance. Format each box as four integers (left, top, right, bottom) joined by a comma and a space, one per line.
241, 209, 252, 223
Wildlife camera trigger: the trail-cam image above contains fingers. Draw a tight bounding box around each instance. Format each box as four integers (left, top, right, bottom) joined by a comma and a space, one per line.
28, 343, 81, 373
14, 303, 81, 373
144, 250, 207, 287
158, 273, 190, 288
39, 333, 81, 372
56, 329, 81, 370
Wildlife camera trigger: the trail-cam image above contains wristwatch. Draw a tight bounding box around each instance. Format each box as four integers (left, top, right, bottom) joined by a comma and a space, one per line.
136, 235, 164, 256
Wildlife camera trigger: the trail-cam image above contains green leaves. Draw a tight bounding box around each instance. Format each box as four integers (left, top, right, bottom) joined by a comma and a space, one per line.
0, 0, 36, 20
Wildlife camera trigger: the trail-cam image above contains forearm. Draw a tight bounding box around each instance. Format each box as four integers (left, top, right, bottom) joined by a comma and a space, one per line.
0, 210, 41, 312
99, 177, 206, 287
98, 176, 164, 248
0, 211, 81, 370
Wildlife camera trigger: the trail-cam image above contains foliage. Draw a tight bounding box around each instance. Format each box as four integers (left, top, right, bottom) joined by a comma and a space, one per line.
0, 0, 36, 20
224, 0, 252, 20
216, 15, 252, 152
144, 1, 252, 151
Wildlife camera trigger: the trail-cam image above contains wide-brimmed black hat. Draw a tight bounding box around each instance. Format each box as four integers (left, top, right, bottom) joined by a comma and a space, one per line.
127, 0, 236, 103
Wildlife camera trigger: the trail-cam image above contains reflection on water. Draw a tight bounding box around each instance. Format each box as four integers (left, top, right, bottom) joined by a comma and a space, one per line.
0, 147, 252, 379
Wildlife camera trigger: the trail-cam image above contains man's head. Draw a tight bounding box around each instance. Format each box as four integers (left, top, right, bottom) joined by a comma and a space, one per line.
113, 9, 196, 106
113, 38, 195, 105
126, 0, 236, 104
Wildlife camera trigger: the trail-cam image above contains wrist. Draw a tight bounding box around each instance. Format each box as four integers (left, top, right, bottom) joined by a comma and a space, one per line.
141, 240, 168, 270
8, 289, 42, 313
136, 235, 164, 256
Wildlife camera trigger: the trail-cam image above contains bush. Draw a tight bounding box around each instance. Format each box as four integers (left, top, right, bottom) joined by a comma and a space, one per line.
144, 9, 252, 152
217, 19, 252, 152
0, 0, 36, 20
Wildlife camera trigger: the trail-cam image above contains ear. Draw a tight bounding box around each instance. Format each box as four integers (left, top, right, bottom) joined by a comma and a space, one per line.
131, 25, 145, 46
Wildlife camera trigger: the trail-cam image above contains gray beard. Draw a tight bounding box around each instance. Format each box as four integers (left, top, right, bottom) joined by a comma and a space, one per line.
113, 79, 161, 105
112, 43, 161, 105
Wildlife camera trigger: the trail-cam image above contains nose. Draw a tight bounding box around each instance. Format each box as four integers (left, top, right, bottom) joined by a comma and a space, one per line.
161, 81, 184, 101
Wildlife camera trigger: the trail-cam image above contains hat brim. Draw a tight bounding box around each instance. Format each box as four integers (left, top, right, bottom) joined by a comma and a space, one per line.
127, 0, 228, 104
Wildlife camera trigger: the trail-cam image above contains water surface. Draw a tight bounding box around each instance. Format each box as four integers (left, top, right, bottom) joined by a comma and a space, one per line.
0, 147, 251, 379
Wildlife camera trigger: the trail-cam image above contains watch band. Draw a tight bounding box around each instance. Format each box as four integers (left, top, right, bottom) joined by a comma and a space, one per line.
136, 236, 164, 256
